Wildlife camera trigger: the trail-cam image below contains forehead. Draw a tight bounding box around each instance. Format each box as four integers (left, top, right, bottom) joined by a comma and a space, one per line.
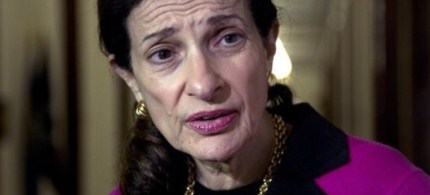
128, 0, 247, 29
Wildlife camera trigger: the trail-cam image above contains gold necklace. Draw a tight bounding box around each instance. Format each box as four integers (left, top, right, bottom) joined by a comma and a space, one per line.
185, 114, 288, 195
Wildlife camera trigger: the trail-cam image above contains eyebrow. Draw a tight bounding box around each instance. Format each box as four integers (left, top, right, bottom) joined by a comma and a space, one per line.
207, 14, 245, 26
141, 27, 178, 45
140, 14, 244, 45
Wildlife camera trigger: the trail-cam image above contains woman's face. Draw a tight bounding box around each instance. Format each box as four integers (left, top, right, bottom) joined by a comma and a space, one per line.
118, 0, 277, 161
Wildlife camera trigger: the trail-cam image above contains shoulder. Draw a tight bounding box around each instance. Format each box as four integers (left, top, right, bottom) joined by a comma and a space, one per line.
316, 135, 430, 194
347, 135, 416, 171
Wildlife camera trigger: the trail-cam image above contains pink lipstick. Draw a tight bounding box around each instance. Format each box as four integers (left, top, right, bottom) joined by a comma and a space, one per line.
186, 110, 237, 135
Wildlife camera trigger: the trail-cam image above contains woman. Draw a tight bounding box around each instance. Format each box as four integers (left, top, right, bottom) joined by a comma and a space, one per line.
98, 0, 430, 194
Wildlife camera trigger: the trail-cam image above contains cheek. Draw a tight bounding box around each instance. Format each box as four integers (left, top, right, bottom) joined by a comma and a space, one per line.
141, 93, 185, 150
236, 48, 269, 109
138, 81, 184, 137
130, 56, 187, 144
140, 85, 176, 124
234, 49, 268, 90
136, 71, 180, 115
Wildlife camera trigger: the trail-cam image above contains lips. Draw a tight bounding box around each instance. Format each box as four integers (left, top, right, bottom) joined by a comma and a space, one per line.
186, 109, 238, 135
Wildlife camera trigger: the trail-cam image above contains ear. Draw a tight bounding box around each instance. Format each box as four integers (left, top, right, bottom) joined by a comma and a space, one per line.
109, 55, 143, 101
264, 20, 280, 73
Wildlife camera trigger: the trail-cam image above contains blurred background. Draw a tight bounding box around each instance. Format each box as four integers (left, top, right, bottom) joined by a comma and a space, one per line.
0, 0, 429, 194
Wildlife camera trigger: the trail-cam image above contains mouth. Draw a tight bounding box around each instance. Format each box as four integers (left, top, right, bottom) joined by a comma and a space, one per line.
186, 109, 238, 135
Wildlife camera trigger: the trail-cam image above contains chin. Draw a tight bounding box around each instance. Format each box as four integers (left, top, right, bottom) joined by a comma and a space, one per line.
195, 152, 234, 163
190, 137, 243, 162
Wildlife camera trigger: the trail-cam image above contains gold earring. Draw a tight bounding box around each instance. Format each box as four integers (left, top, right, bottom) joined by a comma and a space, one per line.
135, 101, 149, 119
267, 72, 277, 86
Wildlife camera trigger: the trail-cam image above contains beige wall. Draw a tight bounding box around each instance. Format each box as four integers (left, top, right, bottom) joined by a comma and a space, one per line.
0, 0, 119, 194
0, 0, 66, 194
276, 0, 377, 138
1, 0, 26, 193
77, 0, 120, 194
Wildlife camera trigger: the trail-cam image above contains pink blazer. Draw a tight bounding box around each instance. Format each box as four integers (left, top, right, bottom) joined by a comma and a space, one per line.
316, 136, 430, 194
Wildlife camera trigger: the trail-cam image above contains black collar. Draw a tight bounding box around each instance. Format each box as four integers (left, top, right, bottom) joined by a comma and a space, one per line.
270, 103, 350, 194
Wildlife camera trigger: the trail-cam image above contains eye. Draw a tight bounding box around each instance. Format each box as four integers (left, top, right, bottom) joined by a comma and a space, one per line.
212, 30, 246, 53
220, 33, 242, 45
148, 48, 175, 64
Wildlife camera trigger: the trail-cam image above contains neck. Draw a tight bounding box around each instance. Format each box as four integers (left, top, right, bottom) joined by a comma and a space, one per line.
193, 113, 275, 190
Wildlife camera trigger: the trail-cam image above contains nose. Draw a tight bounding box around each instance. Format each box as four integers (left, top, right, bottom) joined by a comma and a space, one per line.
184, 50, 225, 101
